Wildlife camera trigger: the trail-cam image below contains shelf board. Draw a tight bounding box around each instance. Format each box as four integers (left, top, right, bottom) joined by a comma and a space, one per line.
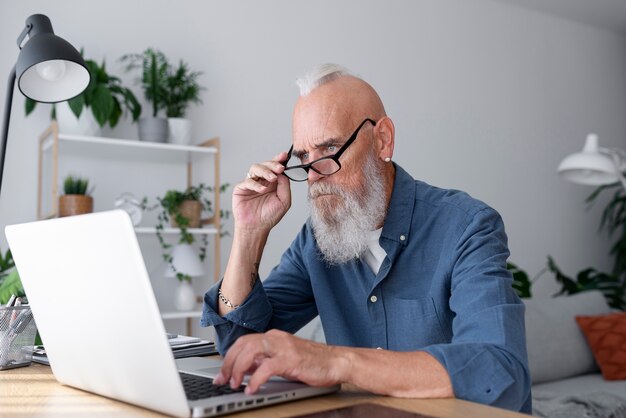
41, 132, 218, 165
161, 310, 202, 319
52, 133, 217, 153
135, 227, 218, 235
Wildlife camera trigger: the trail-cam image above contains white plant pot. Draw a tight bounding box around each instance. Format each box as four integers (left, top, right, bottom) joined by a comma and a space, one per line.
55, 102, 101, 136
168, 118, 192, 145
174, 280, 197, 311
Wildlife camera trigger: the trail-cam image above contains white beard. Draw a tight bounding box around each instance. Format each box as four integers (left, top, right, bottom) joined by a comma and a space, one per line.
308, 150, 387, 265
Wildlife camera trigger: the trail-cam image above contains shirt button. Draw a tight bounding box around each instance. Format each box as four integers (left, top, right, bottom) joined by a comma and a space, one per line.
370, 295, 378, 303
400, 234, 406, 241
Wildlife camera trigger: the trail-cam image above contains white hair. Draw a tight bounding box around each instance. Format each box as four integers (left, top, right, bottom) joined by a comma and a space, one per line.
296, 63, 357, 96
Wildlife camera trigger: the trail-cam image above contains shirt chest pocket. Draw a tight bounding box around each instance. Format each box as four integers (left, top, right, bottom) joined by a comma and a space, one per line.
384, 296, 447, 351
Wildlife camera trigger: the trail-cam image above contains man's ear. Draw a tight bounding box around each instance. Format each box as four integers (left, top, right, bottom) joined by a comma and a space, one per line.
375, 117, 395, 162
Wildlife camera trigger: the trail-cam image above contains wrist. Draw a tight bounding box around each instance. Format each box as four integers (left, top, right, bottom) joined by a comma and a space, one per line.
329, 345, 354, 384
233, 225, 270, 246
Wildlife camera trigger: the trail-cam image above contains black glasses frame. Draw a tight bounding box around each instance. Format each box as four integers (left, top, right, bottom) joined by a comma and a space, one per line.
282, 118, 377, 182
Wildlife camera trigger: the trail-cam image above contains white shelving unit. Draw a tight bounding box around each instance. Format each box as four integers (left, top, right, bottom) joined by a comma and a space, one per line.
37, 122, 222, 335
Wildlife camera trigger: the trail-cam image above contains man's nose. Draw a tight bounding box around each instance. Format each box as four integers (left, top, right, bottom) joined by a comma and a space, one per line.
307, 168, 322, 183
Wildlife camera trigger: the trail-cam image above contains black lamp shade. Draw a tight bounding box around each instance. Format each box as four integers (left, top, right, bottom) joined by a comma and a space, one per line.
16, 18, 90, 103
1, 14, 89, 199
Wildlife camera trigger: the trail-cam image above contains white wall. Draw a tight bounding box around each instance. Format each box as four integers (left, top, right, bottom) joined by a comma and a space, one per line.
1, 0, 625, 334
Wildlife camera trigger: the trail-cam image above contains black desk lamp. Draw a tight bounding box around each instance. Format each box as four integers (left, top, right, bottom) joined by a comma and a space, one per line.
0, 14, 90, 196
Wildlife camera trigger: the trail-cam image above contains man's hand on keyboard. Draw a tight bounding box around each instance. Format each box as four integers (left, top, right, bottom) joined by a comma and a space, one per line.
213, 329, 347, 394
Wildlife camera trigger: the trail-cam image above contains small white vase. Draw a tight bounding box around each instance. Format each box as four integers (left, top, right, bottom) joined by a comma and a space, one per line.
174, 280, 197, 311
55, 102, 101, 136
168, 118, 192, 145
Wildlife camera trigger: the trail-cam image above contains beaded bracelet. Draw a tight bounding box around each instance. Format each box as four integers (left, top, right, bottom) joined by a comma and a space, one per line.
218, 288, 239, 309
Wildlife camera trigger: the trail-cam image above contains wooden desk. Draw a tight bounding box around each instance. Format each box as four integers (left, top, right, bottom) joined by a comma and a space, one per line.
0, 363, 526, 418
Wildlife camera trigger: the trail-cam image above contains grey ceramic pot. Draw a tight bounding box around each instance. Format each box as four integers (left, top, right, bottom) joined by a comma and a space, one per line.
138, 117, 169, 142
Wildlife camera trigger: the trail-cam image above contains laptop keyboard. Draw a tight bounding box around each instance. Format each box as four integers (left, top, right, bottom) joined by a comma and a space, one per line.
180, 372, 245, 401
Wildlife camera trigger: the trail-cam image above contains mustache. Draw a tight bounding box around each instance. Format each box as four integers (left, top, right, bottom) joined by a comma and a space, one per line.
308, 182, 347, 200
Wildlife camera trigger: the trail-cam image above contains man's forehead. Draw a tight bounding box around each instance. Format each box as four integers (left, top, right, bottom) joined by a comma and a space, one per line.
292, 109, 354, 150
292, 122, 345, 155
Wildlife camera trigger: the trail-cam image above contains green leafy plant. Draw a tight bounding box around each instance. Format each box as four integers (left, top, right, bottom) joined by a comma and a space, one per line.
507, 262, 533, 299
0, 248, 24, 305
121, 48, 170, 117
507, 257, 626, 310
26, 53, 141, 128
63, 175, 91, 195
586, 183, 626, 286
0, 270, 25, 305
547, 256, 626, 310
0, 248, 14, 274
164, 61, 204, 118
149, 183, 229, 282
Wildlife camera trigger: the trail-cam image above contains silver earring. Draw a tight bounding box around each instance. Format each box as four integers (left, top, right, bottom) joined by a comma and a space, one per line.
384, 157, 391, 162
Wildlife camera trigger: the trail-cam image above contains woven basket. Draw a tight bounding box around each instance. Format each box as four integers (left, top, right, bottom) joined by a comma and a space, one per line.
171, 200, 202, 228
58, 195, 93, 217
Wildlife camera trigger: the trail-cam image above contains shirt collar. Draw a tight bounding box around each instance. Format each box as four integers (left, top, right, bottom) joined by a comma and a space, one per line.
381, 163, 416, 246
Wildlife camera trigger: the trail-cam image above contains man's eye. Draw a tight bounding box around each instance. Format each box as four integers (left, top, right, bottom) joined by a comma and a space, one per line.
327, 145, 337, 153
300, 153, 309, 163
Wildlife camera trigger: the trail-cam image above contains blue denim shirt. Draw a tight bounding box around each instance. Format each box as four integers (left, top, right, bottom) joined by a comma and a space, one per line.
202, 164, 531, 413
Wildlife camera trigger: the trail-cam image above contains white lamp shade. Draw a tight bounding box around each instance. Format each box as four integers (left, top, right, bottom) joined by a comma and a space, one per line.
165, 244, 205, 278
19, 59, 90, 102
557, 134, 619, 186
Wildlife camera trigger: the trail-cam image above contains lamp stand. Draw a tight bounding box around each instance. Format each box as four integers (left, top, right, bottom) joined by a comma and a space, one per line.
0, 66, 16, 196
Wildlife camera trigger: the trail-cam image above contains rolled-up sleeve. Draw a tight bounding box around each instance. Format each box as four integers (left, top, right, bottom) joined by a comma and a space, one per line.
421, 207, 532, 412
201, 225, 318, 354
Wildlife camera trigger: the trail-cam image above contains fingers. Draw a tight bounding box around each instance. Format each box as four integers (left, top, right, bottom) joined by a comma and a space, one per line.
273, 151, 290, 166
246, 152, 287, 181
218, 342, 279, 394
245, 359, 277, 394
236, 153, 290, 196
215, 334, 266, 387
230, 350, 266, 389
214, 336, 249, 385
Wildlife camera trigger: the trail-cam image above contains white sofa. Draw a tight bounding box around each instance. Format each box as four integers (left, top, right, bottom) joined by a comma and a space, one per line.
524, 291, 626, 406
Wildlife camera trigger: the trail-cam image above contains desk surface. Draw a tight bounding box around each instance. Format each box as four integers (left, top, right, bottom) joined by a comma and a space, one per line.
0, 363, 526, 418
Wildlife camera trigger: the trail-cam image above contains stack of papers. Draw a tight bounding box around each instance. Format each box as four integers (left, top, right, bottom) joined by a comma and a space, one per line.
168, 335, 218, 358
29, 334, 218, 366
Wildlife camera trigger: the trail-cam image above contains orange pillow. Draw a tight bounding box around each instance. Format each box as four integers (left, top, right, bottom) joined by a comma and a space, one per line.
575, 312, 626, 380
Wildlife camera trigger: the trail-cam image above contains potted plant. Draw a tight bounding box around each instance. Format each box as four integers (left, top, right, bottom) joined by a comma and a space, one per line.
164, 60, 205, 145
148, 183, 228, 311
25, 53, 141, 136
149, 183, 228, 279
121, 48, 170, 142
59, 175, 93, 217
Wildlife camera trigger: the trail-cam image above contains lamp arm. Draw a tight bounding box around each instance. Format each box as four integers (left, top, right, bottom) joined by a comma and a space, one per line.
0, 65, 17, 196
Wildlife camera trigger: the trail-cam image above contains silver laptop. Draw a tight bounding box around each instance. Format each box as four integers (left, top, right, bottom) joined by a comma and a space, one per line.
5, 210, 339, 417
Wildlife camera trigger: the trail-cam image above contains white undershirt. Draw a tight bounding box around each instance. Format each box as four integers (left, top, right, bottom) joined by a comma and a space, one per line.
361, 228, 386, 275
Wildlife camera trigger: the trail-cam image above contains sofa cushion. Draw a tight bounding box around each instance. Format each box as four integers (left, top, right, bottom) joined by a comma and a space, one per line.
576, 312, 626, 380
524, 291, 611, 384
532, 373, 626, 399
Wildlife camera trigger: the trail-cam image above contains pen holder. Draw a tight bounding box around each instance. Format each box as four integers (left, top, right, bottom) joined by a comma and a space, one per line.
0, 306, 37, 370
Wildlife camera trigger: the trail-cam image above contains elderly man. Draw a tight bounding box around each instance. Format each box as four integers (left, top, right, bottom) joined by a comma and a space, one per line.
201, 64, 531, 413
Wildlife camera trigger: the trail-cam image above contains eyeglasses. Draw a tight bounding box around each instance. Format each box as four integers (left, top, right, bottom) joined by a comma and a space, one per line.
282, 118, 376, 182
